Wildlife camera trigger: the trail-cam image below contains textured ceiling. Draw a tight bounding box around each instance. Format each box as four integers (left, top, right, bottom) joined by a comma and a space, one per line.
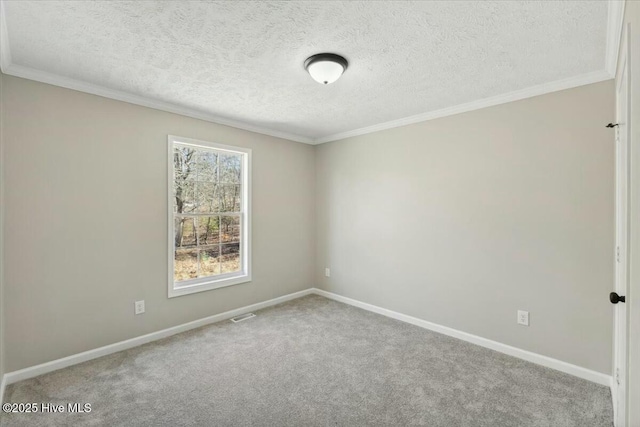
2, 1, 610, 142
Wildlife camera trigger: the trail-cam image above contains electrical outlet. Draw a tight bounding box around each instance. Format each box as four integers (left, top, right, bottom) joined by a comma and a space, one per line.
135, 300, 145, 315
517, 310, 529, 326
325, 268, 330, 277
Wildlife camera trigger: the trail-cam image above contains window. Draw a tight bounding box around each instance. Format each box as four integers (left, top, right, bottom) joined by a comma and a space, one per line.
168, 135, 251, 297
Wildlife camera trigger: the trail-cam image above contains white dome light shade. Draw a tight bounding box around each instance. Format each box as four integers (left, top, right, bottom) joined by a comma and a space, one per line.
307, 60, 345, 85
304, 53, 348, 85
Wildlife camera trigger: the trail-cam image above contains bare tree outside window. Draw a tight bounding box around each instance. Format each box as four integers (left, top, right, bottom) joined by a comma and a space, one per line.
173, 144, 243, 284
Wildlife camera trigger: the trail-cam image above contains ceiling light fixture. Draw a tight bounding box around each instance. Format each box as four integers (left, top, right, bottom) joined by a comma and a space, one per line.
304, 53, 348, 85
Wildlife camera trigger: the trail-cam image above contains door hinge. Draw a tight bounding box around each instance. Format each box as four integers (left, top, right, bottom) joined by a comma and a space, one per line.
617, 246, 620, 263
616, 368, 621, 385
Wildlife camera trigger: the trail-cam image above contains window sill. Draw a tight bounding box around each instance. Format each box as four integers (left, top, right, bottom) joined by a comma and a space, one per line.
168, 274, 251, 298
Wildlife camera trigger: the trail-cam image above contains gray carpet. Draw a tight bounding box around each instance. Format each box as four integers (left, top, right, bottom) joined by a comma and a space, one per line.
1, 295, 612, 427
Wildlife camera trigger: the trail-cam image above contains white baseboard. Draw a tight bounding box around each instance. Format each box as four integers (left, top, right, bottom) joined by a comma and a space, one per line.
312, 288, 612, 387
0, 374, 5, 405
0, 286, 611, 397
2, 288, 314, 389
611, 377, 618, 425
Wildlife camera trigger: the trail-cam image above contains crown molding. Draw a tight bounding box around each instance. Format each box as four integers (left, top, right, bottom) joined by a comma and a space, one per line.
605, 0, 626, 77
1, 62, 614, 147
1, 63, 314, 145
314, 69, 612, 144
0, 0, 313, 143
0, 0, 620, 146
0, 0, 315, 144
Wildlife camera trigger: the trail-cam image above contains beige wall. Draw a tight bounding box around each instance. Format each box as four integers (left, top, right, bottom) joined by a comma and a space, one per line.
0, 74, 316, 372
621, 0, 640, 423
0, 72, 617, 378
315, 81, 615, 374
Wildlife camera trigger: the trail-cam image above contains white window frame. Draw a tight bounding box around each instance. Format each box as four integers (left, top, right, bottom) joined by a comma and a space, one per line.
167, 135, 251, 298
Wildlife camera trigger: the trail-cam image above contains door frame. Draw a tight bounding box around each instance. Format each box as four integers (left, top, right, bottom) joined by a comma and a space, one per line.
613, 22, 631, 427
